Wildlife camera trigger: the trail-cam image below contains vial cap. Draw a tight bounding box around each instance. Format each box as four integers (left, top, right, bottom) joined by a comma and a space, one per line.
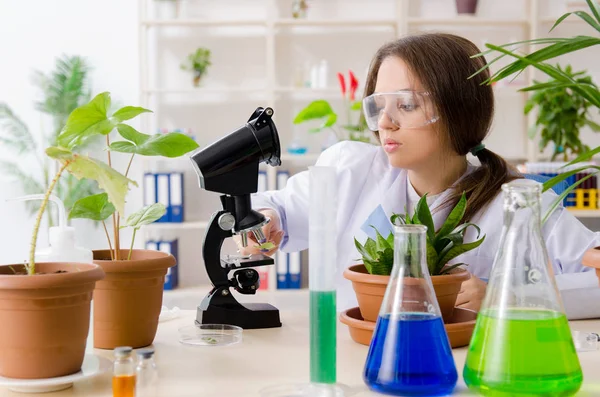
136, 348, 155, 358
114, 346, 133, 357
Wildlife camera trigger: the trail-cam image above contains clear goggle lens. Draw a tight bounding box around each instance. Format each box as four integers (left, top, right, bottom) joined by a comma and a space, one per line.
362, 91, 439, 131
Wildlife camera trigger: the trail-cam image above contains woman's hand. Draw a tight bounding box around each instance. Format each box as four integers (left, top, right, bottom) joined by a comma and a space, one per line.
456, 273, 487, 312
234, 209, 284, 257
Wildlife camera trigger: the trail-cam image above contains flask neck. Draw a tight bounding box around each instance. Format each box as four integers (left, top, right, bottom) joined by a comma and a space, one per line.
393, 225, 428, 279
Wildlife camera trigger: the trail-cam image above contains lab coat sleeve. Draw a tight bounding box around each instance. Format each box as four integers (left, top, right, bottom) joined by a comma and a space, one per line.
542, 195, 600, 319
250, 142, 343, 253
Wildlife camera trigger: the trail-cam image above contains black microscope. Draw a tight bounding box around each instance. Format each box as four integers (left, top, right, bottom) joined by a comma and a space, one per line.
189, 107, 282, 329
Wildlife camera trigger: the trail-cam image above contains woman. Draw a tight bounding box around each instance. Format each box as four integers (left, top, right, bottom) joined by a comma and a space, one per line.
242, 33, 600, 317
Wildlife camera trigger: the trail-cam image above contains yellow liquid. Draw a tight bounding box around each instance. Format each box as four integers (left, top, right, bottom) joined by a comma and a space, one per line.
112, 374, 136, 397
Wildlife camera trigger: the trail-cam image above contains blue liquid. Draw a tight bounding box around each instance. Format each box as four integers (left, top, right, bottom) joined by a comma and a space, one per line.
287, 146, 308, 155
364, 313, 458, 396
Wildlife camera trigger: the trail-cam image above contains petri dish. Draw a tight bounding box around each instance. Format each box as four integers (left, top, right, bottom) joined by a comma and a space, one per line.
178, 324, 243, 347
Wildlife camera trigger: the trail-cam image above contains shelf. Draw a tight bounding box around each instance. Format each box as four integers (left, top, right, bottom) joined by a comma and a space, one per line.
280, 153, 320, 164
143, 87, 265, 95
408, 17, 528, 26
275, 86, 341, 97
567, 209, 600, 218
274, 18, 396, 27
539, 16, 587, 24
144, 221, 209, 230
141, 19, 266, 27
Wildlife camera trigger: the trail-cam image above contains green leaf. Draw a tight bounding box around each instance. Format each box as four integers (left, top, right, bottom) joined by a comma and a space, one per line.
110, 131, 199, 158
436, 193, 467, 241
587, 0, 600, 24
123, 203, 166, 229
438, 236, 486, 268
549, 12, 573, 32
369, 248, 394, 276
111, 106, 152, 123
57, 92, 115, 149
426, 243, 439, 275
256, 242, 276, 251
69, 193, 115, 221
293, 100, 337, 125
439, 263, 467, 275
564, 146, 600, 167
585, 119, 600, 132
386, 232, 394, 247
415, 194, 435, 242
572, 10, 600, 32
60, 154, 137, 215
364, 238, 378, 258
374, 229, 392, 252
46, 146, 74, 160
542, 165, 600, 192
354, 238, 374, 262
116, 123, 150, 145
350, 101, 362, 111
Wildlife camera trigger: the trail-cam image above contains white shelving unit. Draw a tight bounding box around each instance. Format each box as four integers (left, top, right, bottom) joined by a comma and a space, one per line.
137, 0, 600, 286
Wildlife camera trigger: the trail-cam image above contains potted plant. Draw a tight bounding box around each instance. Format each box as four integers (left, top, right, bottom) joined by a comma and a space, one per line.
40, 91, 198, 349
0, 96, 112, 378
344, 192, 485, 323
524, 64, 599, 161
180, 47, 212, 87
292, 70, 372, 149
474, 0, 600, 283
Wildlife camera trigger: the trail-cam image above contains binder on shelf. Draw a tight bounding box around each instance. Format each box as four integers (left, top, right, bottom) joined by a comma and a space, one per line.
156, 173, 171, 222
169, 172, 184, 223
276, 251, 289, 289
288, 251, 302, 289
145, 240, 158, 251
144, 173, 156, 207
158, 239, 179, 290
276, 170, 290, 191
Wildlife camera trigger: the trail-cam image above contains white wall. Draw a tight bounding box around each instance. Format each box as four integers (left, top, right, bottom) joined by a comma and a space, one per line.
0, 0, 142, 264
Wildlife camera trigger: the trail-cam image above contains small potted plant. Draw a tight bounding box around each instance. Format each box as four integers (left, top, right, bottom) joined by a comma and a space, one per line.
524, 65, 599, 161
180, 47, 212, 87
42, 92, 199, 349
455, 0, 478, 14
344, 192, 485, 323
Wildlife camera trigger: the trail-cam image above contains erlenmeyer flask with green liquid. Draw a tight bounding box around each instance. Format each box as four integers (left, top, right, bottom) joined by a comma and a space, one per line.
463, 179, 583, 396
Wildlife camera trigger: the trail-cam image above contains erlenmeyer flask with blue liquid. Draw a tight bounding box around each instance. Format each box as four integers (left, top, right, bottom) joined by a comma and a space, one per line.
363, 224, 457, 396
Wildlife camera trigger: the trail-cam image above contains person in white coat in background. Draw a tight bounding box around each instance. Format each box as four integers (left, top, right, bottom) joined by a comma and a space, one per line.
240, 32, 600, 319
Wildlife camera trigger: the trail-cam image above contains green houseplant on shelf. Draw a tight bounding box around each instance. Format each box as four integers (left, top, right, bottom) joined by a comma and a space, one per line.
524, 64, 599, 161
293, 70, 372, 147
27, 91, 198, 349
180, 47, 212, 87
472, 0, 600, 282
343, 192, 485, 323
0, 55, 99, 227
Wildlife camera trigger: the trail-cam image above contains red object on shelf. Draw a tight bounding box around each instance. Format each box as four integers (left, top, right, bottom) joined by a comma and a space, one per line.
337, 72, 346, 96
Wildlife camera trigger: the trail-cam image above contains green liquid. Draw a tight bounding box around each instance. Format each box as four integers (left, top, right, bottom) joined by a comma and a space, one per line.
310, 290, 336, 384
464, 309, 583, 396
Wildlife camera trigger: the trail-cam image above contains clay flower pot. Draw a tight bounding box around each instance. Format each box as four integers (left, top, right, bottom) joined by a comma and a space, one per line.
343, 264, 470, 323
0, 263, 104, 379
455, 0, 478, 14
93, 249, 175, 349
582, 247, 600, 286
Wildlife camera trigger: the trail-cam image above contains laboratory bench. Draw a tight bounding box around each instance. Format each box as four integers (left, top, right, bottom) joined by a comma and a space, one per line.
0, 290, 599, 396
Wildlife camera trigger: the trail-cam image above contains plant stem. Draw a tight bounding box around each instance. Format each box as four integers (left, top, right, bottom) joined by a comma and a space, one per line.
128, 228, 137, 261
29, 161, 70, 275
125, 154, 135, 178
106, 134, 121, 260
102, 221, 114, 261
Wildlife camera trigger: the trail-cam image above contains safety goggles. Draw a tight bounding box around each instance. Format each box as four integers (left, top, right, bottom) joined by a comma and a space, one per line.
362, 91, 439, 131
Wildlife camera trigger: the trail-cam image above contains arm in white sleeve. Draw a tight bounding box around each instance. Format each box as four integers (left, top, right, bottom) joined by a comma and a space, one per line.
250, 143, 343, 252
543, 197, 600, 319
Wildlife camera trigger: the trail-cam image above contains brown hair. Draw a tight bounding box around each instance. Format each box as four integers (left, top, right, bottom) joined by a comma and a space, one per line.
363, 32, 520, 222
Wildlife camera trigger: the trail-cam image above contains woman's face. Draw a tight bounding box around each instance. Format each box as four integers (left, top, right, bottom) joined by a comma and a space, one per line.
374, 56, 446, 170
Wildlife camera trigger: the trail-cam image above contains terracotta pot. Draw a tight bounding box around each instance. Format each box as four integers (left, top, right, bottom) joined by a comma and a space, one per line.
339, 306, 477, 348
343, 264, 470, 322
0, 263, 104, 379
455, 0, 478, 14
581, 247, 600, 286
93, 249, 175, 349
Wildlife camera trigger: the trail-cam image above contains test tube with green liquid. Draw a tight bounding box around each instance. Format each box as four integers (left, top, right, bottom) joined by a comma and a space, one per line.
309, 166, 337, 385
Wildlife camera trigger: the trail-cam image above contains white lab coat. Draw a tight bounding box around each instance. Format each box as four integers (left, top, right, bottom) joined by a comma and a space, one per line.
252, 141, 600, 319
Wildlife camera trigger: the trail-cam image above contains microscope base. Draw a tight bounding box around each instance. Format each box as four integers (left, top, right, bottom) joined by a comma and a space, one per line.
196, 294, 282, 329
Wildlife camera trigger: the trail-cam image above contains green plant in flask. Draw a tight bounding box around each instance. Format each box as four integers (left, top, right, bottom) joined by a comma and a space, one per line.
463, 179, 582, 396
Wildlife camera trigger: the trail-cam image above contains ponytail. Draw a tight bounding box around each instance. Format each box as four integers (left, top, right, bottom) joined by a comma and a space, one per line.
444, 148, 521, 222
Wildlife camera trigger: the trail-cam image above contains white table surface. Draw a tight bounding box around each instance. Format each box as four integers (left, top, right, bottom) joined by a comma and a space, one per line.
1, 301, 599, 396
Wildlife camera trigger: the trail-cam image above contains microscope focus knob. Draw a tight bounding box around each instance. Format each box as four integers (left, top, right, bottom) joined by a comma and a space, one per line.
218, 213, 236, 231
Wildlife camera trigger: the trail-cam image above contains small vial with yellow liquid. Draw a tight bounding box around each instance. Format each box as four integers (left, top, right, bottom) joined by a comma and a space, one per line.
112, 346, 136, 397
